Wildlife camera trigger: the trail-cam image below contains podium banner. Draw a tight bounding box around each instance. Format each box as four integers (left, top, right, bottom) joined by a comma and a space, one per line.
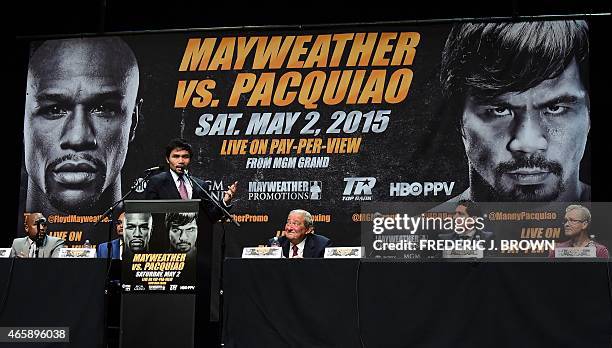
122, 200, 199, 293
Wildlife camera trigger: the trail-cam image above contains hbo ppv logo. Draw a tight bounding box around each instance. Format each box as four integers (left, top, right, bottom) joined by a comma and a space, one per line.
390, 182, 455, 196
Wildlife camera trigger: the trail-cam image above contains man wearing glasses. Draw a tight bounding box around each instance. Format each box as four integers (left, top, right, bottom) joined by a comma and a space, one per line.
550, 205, 609, 258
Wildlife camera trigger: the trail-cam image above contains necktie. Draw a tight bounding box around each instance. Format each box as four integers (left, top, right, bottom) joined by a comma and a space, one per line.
178, 175, 189, 199
292, 245, 298, 257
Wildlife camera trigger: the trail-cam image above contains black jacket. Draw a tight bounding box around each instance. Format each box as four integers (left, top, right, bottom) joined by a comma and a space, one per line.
269, 234, 332, 258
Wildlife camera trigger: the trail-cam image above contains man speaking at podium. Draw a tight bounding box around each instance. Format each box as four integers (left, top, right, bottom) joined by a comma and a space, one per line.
144, 138, 237, 226
144, 138, 237, 345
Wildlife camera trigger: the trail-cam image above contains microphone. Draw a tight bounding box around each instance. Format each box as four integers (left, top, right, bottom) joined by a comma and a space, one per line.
143, 165, 164, 173
35, 218, 46, 249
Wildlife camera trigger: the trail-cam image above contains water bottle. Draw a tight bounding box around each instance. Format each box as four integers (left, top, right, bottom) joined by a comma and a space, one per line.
84, 239, 91, 249
270, 236, 280, 247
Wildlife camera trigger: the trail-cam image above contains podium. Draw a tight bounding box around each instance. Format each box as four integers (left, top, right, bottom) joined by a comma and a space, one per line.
120, 200, 199, 348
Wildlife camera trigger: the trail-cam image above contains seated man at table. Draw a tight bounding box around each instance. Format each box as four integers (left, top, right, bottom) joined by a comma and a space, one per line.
438, 200, 494, 242
549, 204, 609, 258
11, 212, 65, 258
97, 211, 126, 259
268, 209, 331, 258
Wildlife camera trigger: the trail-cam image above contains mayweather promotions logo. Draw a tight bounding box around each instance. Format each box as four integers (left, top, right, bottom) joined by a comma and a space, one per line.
248, 181, 322, 200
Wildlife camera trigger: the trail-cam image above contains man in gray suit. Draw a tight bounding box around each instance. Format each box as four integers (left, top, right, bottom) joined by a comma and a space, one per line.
11, 212, 65, 258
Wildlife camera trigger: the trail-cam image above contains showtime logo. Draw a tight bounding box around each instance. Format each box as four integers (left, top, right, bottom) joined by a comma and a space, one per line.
134, 177, 147, 193
389, 182, 455, 196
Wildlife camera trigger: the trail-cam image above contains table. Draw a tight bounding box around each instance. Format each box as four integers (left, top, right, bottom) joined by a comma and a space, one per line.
0, 259, 106, 347
222, 259, 612, 348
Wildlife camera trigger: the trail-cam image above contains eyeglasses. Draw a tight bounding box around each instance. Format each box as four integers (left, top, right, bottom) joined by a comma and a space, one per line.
564, 218, 586, 224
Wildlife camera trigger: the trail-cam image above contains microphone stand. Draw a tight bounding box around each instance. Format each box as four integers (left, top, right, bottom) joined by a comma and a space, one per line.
94, 169, 156, 348
35, 223, 42, 258
183, 172, 239, 227
217, 221, 228, 345
183, 172, 238, 346
94, 170, 157, 253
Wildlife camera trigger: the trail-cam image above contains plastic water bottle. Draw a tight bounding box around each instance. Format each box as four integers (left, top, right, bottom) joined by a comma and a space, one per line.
84, 239, 91, 249
270, 236, 280, 247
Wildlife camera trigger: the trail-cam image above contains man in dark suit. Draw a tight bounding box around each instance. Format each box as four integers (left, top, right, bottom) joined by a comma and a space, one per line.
438, 200, 493, 242
144, 139, 237, 251
269, 209, 331, 258
144, 138, 237, 207
97, 212, 125, 259
144, 138, 237, 346
436, 200, 494, 259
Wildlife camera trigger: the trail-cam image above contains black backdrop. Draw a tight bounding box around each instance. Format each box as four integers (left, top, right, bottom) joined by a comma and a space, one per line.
12, 1, 612, 248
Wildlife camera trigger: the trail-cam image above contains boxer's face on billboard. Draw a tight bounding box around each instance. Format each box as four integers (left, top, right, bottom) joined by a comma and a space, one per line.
461, 60, 589, 201
24, 38, 139, 212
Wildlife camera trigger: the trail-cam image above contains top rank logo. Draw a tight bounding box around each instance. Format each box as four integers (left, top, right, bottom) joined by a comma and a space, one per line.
343, 177, 376, 201
248, 181, 322, 200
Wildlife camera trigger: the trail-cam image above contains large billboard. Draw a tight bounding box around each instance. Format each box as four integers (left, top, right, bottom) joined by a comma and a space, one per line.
19, 19, 604, 260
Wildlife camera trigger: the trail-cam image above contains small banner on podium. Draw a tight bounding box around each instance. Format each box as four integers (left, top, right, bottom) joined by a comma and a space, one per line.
554, 247, 597, 258
0, 248, 11, 258
324, 247, 364, 258
242, 246, 283, 258
58, 248, 96, 258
